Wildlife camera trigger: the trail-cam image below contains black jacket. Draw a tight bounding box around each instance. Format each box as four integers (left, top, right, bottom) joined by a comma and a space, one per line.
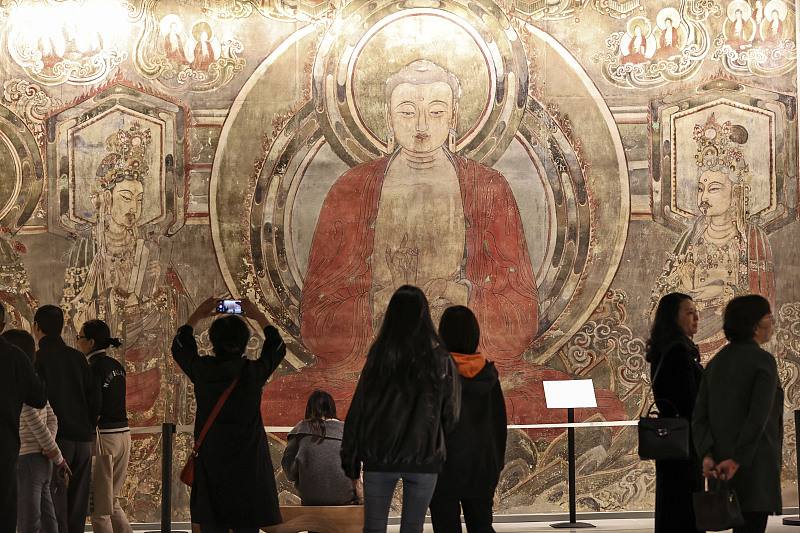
341, 352, 460, 478
171, 324, 286, 527
693, 339, 783, 513
434, 357, 507, 499
650, 338, 704, 533
0, 335, 46, 457
88, 350, 128, 431
35, 335, 99, 442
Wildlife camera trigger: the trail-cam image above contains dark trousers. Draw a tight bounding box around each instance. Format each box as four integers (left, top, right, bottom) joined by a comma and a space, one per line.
654, 457, 703, 533
52, 439, 93, 533
0, 454, 19, 533
733, 512, 769, 533
429, 493, 494, 533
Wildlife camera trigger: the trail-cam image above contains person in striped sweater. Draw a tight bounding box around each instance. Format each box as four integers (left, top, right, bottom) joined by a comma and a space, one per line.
4, 329, 71, 533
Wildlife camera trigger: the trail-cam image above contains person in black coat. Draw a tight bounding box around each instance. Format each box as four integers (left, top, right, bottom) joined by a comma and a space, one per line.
429, 305, 506, 533
171, 298, 286, 533
33, 305, 100, 533
0, 302, 47, 533
693, 294, 783, 533
646, 292, 704, 533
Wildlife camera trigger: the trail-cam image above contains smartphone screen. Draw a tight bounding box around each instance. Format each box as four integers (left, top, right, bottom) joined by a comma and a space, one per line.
216, 299, 243, 314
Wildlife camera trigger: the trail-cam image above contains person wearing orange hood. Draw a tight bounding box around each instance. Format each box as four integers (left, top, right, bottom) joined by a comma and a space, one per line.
429, 305, 507, 533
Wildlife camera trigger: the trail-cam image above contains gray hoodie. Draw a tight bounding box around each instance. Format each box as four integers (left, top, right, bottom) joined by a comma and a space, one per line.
282, 419, 355, 505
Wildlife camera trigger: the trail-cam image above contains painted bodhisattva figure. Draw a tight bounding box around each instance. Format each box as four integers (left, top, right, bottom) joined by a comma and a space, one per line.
62, 123, 189, 493
652, 114, 774, 353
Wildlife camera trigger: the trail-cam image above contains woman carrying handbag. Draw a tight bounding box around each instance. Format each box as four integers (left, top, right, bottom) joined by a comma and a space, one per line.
171, 298, 286, 533
646, 292, 704, 533
693, 295, 783, 533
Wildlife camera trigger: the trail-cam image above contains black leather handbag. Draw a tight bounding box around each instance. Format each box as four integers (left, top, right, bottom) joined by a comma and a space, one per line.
638, 400, 690, 460
693, 477, 745, 531
638, 353, 690, 460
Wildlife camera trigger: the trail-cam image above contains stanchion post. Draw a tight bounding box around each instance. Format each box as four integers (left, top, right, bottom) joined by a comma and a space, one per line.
784, 410, 800, 526
551, 408, 594, 528
568, 408, 577, 523
162, 422, 176, 533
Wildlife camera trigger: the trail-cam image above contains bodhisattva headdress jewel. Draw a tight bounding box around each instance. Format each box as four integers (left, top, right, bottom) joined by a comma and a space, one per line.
693, 113, 752, 234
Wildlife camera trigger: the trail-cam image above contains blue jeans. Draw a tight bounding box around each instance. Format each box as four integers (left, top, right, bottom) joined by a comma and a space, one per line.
363, 471, 438, 533
18, 453, 58, 533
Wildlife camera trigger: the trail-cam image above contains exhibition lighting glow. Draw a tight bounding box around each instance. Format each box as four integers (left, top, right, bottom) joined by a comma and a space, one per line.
8, 0, 129, 52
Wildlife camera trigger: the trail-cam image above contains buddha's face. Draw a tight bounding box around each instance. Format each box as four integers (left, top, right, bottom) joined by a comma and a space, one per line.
387, 81, 454, 154
107, 180, 144, 229
697, 170, 733, 217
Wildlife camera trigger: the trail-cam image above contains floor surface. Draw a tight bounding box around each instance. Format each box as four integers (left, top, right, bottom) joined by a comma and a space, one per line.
384, 516, 800, 532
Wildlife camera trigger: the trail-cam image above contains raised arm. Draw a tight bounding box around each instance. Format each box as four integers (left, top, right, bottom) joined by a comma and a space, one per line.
171, 297, 219, 380
239, 299, 286, 380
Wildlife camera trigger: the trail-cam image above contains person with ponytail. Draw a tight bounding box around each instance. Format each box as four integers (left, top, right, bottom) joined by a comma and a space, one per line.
282, 390, 356, 505
171, 298, 286, 533
76, 319, 131, 533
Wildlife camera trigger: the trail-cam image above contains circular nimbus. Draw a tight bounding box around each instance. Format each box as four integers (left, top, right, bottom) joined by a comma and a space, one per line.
727, 0, 753, 21
627, 16, 652, 37
656, 7, 681, 30
0, 106, 43, 233
764, 0, 788, 21
159, 14, 184, 36
191, 21, 213, 41
312, 0, 528, 167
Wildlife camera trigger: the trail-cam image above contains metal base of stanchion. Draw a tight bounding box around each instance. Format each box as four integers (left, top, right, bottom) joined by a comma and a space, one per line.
784, 517, 800, 525
551, 521, 596, 528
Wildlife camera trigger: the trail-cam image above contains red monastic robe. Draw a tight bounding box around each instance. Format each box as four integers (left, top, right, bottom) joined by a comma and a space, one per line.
262, 155, 625, 433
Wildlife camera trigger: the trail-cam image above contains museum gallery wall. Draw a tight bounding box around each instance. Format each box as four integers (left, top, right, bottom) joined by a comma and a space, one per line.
0, 0, 798, 521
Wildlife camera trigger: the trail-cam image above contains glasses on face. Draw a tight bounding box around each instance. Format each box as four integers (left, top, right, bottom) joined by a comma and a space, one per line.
76, 334, 89, 341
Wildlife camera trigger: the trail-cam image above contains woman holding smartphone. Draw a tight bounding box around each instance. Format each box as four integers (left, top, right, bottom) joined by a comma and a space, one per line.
172, 297, 286, 533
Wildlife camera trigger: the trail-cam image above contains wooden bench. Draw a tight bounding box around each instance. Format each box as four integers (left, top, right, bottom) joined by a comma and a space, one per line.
261, 505, 364, 533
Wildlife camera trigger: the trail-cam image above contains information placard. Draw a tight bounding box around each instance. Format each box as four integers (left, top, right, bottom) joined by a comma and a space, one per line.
542, 379, 597, 409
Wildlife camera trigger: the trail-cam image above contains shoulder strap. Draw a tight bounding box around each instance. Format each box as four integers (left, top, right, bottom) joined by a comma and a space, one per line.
192, 373, 241, 453
650, 349, 668, 391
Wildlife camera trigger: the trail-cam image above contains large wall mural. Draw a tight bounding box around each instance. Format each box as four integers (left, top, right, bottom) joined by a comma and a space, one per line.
0, 0, 797, 522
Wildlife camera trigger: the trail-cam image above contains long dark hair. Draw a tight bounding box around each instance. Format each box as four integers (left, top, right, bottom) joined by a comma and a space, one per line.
82, 319, 122, 351
646, 292, 698, 364
361, 285, 447, 391
305, 390, 337, 442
